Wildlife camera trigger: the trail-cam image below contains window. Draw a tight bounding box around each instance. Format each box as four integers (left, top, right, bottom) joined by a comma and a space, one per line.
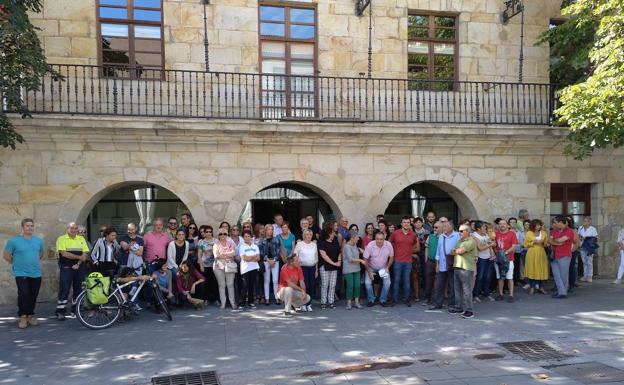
407, 13, 458, 90
259, 4, 316, 119
550, 184, 591, 228
97, 0, 164, 78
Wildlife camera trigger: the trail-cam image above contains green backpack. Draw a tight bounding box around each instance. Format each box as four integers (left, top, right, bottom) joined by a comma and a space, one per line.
85, 272, 111, 305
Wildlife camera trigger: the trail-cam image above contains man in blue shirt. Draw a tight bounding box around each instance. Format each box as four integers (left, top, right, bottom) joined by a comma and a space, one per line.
3, 218, 45, 329
429, 221, 460, 311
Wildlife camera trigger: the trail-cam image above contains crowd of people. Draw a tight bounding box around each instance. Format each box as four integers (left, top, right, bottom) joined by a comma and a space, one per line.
4, 210, 624, 328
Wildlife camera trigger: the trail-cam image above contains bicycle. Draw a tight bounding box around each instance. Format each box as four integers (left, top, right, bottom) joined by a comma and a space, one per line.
75, 270, 172, 330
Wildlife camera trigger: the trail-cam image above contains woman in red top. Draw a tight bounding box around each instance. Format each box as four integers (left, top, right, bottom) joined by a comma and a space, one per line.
176, 261, 205, 309
549, 216, 575, 298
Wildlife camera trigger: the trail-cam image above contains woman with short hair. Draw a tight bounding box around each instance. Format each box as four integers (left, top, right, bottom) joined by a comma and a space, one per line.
294, 229, 318, 311
342, 230, 364, 309
259, 224, 281, 305
213, 228, 238, 310
523, 219, 549, 294
318, 224, 341, 309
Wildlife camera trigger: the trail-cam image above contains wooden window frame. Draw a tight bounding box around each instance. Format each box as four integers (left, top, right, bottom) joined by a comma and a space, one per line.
258, 1, 318, 119
550, 183, 592, 226
96, 0, 165, 79
407, 11, 459, 90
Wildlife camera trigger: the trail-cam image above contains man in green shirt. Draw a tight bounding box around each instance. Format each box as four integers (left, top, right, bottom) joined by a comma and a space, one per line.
450, 224, 477, 319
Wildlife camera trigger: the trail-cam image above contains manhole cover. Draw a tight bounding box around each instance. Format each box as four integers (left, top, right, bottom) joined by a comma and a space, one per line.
544, 362, 624, 384
301, 361, 413, 377
152, 371, 220, 385
498, 340, 572, 361
474, 353, 505, 360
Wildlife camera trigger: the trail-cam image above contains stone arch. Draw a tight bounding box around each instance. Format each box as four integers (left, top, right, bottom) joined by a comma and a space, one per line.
369, 167, 491, 221
223, 170, 344, 222
55, 174, 198, 230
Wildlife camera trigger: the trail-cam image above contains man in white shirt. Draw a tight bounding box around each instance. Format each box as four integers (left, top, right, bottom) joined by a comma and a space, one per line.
578, 217, 598, 283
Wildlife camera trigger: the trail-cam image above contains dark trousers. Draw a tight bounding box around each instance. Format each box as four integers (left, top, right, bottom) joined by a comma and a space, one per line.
16, 277, 42, 317
241, 269, 258, 305
301, 265, 316, 302
56, 264, 86, 315
423, 260, 436, 302
569, 251, 580, 288
143, 262, 159, 305
474, 258, 492, 297
202, 267, 219, 303
434, 269, 455, 308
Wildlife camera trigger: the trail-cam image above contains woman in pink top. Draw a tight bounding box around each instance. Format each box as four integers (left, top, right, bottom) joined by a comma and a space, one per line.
213, 228, 238, 310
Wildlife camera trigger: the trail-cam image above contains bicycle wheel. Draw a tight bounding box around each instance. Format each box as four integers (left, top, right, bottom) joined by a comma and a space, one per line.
151, 283, 172, 321
75, 290, 122, 330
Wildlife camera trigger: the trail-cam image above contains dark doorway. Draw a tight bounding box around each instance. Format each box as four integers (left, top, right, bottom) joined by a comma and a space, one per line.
384, 182, 461, 225
239, 183, 334, 231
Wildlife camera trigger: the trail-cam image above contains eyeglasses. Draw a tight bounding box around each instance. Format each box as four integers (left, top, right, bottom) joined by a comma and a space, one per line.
218, 233, 227, 236
206, 230, 213, 233
189, 227, 197, 230
433, 227, 438, 229
168, 222, 177, 225
459, 230, 468, 233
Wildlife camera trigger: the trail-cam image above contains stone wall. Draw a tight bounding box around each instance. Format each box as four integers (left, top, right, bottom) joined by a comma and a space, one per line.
1, 115, 623, 305
32, 0, 562, 82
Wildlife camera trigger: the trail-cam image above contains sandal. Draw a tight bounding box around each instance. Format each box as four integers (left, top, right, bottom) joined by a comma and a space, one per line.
329, 303, 336, 309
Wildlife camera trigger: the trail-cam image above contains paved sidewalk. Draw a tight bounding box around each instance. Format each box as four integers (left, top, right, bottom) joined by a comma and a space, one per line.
1, 280, 623, 385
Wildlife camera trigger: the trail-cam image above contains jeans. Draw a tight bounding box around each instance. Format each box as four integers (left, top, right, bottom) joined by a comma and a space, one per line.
214, 268, 237, 307
423, 260, 436, 302
434, 269, 455, 308
301, 265, 316, 303
241, 269, 258, 305
264, 261, 280, 301
551, 256, 571, 296
474, 258, 492, 297
343, 272, 361, 300
56, 264, 86, 315
15, 277, 41, 317
580, 249, 593, 279
453, 268, 473, 312
618, 250, 624, 280
364, 268, 391, 303
392, 261, 412, 302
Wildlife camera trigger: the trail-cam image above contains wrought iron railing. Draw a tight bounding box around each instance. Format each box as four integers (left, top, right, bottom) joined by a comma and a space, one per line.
9, 64, 556, 125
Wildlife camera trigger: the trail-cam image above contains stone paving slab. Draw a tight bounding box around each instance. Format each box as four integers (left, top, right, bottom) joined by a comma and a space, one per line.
0, 280, 623, 385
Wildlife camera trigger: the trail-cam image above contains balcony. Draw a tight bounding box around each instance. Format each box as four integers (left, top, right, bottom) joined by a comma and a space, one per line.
11, 64, 556, 125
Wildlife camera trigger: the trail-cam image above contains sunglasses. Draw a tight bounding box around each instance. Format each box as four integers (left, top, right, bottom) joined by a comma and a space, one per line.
218, 233, 227, 236
433, 226, 439, 229
168, 222, 177, 225
459, 230, 468, 233
189, 227, 197, 230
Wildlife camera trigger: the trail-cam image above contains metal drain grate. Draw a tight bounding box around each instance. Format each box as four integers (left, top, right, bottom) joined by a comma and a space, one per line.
498, 340, 572, 361
544, 362, 624, 384
152, 371, 220, 385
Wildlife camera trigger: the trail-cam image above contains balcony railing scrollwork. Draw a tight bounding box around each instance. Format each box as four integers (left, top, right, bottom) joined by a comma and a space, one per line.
5, 64, 557, 125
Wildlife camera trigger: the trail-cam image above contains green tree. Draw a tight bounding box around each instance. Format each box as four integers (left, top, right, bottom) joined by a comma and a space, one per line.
0, 0, 61, 149
539, 0, 624, 159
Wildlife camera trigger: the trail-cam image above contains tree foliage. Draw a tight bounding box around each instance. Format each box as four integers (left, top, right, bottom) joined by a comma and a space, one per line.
0, 0, 61, 149
539, 0, 624, 159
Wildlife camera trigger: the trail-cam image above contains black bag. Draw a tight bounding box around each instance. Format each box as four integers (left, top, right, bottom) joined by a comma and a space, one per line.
496, 250, 509, 276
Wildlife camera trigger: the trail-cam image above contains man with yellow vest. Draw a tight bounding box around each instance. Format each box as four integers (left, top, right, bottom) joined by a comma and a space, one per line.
55, 222, 89, 321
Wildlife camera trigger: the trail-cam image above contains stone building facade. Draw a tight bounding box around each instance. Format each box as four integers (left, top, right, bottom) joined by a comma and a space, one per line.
1, 0, 623, 304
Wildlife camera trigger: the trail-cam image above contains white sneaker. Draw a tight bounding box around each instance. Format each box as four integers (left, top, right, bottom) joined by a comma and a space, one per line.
614, 279, 622, 284
307, 305, 313, 312
522, 284, 530, 290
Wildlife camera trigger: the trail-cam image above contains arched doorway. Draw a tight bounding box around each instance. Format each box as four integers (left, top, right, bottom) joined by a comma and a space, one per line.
384, 181, 477, 225
85, 183, 191, 242
238, 183, 335, 230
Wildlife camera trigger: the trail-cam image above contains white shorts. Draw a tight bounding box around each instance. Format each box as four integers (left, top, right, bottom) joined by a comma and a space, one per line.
494, 260, 514, 280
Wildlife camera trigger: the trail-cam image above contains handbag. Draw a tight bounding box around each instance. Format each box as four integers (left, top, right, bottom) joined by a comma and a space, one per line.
496, 250, 509, 276
442, 236, 454, 269
225, 261, 238, 273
